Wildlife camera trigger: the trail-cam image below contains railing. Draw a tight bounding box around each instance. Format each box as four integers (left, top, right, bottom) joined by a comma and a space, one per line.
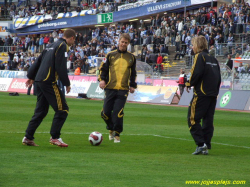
0, 15, 12, 19
0, 46, 14, 53
0, 45, 32, 53
213, 33, 250, 57
220, 61, 250, 90
214, 43, 250, 58
232, 23, 250, 35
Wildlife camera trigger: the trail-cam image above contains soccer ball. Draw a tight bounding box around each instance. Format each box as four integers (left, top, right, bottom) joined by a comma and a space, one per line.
88, 132, 103, 146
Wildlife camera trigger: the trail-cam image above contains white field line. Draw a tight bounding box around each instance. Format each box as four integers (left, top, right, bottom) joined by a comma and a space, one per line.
154, 135, 250, 149
7, 132, 250, 149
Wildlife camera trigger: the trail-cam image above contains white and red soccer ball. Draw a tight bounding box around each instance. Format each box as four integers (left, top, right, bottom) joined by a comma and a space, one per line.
88, 131, 103, 146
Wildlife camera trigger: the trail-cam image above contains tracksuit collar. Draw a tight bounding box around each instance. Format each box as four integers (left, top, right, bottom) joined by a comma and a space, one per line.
118, 49, 127, 53
59, 38, 67, 44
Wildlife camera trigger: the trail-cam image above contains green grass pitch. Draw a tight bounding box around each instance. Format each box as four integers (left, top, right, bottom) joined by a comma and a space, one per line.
0, 92, 249, 187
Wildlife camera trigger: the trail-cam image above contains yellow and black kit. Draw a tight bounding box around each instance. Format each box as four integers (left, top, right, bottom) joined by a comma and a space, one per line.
25, 38, 70, 140
186, 49, 221, 149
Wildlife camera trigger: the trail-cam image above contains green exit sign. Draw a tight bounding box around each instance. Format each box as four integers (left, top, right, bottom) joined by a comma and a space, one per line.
97, 13, 113, 24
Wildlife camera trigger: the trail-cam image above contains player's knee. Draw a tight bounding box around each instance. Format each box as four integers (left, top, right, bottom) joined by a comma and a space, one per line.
101, 110, 109, 120
63, 104, 69, 111
117, 108, 124, 118
55, 110, 68, 119
39, 110, 48, 119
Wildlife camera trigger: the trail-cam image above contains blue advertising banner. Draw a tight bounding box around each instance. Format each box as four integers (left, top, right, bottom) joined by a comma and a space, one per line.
0, 70, 27, 78
114, 0, 185, 22
13, 10, 96, 30
15, 0, 187, 33
14, 15, 97, 33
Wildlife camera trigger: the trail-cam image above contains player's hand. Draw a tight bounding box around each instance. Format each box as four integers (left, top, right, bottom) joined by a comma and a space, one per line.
186, 87, 190, 93
66, 86, 71, 94
129, 87, 135, 93
99, 80, 106, 89
25, 79, 34, 88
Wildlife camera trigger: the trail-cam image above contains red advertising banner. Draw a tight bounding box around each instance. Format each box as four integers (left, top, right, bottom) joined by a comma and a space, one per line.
8, 78, 30, 93
152, 79, 163, 86
145, 78, 153, 85
89, 76, 97, 82
68, 75, 75, 80
69, 76, 90, 82
68, 75, 97, 82
162, 80, 178, 87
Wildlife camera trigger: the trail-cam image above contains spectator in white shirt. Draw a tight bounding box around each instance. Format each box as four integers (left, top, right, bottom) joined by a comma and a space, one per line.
237, 63, 246, 73
191, 16, 196, 26
155, 26, 161, 37
178, 20, 183, 33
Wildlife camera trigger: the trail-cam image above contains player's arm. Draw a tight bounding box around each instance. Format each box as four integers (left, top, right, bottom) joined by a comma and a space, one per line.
215, 58, 222, 92
55, 43, 70, 87
25, 79, 34, 88
98, 54, 110, 89
27, 51, 43, 80
129, 55, 137, 91
185, 53, 205, 87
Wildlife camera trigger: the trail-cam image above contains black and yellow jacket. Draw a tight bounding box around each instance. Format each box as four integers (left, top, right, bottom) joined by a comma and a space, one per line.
98, 49, 137, 90
185, 49, 221, 96
27, 38, 70, 86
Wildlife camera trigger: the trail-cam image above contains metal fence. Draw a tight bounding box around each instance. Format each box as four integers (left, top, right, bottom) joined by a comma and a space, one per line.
214, 34, 250, 57
0, 46, 14, 53
220, 61, 250, 90
0, 45, 31, 53
214, 42, 250, 58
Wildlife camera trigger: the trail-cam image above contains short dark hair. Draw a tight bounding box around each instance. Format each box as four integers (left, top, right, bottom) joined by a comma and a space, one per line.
119, 33, 131, 42
63, 29, 76, 39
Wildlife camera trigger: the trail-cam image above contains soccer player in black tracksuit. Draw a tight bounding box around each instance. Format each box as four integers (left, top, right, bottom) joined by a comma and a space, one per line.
99, 33, 137, 143
186, 36, 221, 155
22, 29, 76, 147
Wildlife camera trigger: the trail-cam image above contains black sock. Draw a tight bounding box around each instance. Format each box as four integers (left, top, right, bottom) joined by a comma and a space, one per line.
198, 143, 205, 147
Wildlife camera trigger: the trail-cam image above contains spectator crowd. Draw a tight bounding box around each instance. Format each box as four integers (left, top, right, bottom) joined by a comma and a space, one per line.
1, 0, 250, 75
0, 0, 139, 19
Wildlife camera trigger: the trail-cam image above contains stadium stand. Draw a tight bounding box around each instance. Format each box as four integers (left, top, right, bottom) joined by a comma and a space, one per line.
1, 0, 250, 90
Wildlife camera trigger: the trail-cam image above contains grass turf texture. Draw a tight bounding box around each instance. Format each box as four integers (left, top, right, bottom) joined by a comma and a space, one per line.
0, 92, 249, 187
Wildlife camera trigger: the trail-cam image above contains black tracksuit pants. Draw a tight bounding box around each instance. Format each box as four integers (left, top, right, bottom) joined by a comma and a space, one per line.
25, 81, 69, 140
101, 89, 128, 135
187, 95, 217, 149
